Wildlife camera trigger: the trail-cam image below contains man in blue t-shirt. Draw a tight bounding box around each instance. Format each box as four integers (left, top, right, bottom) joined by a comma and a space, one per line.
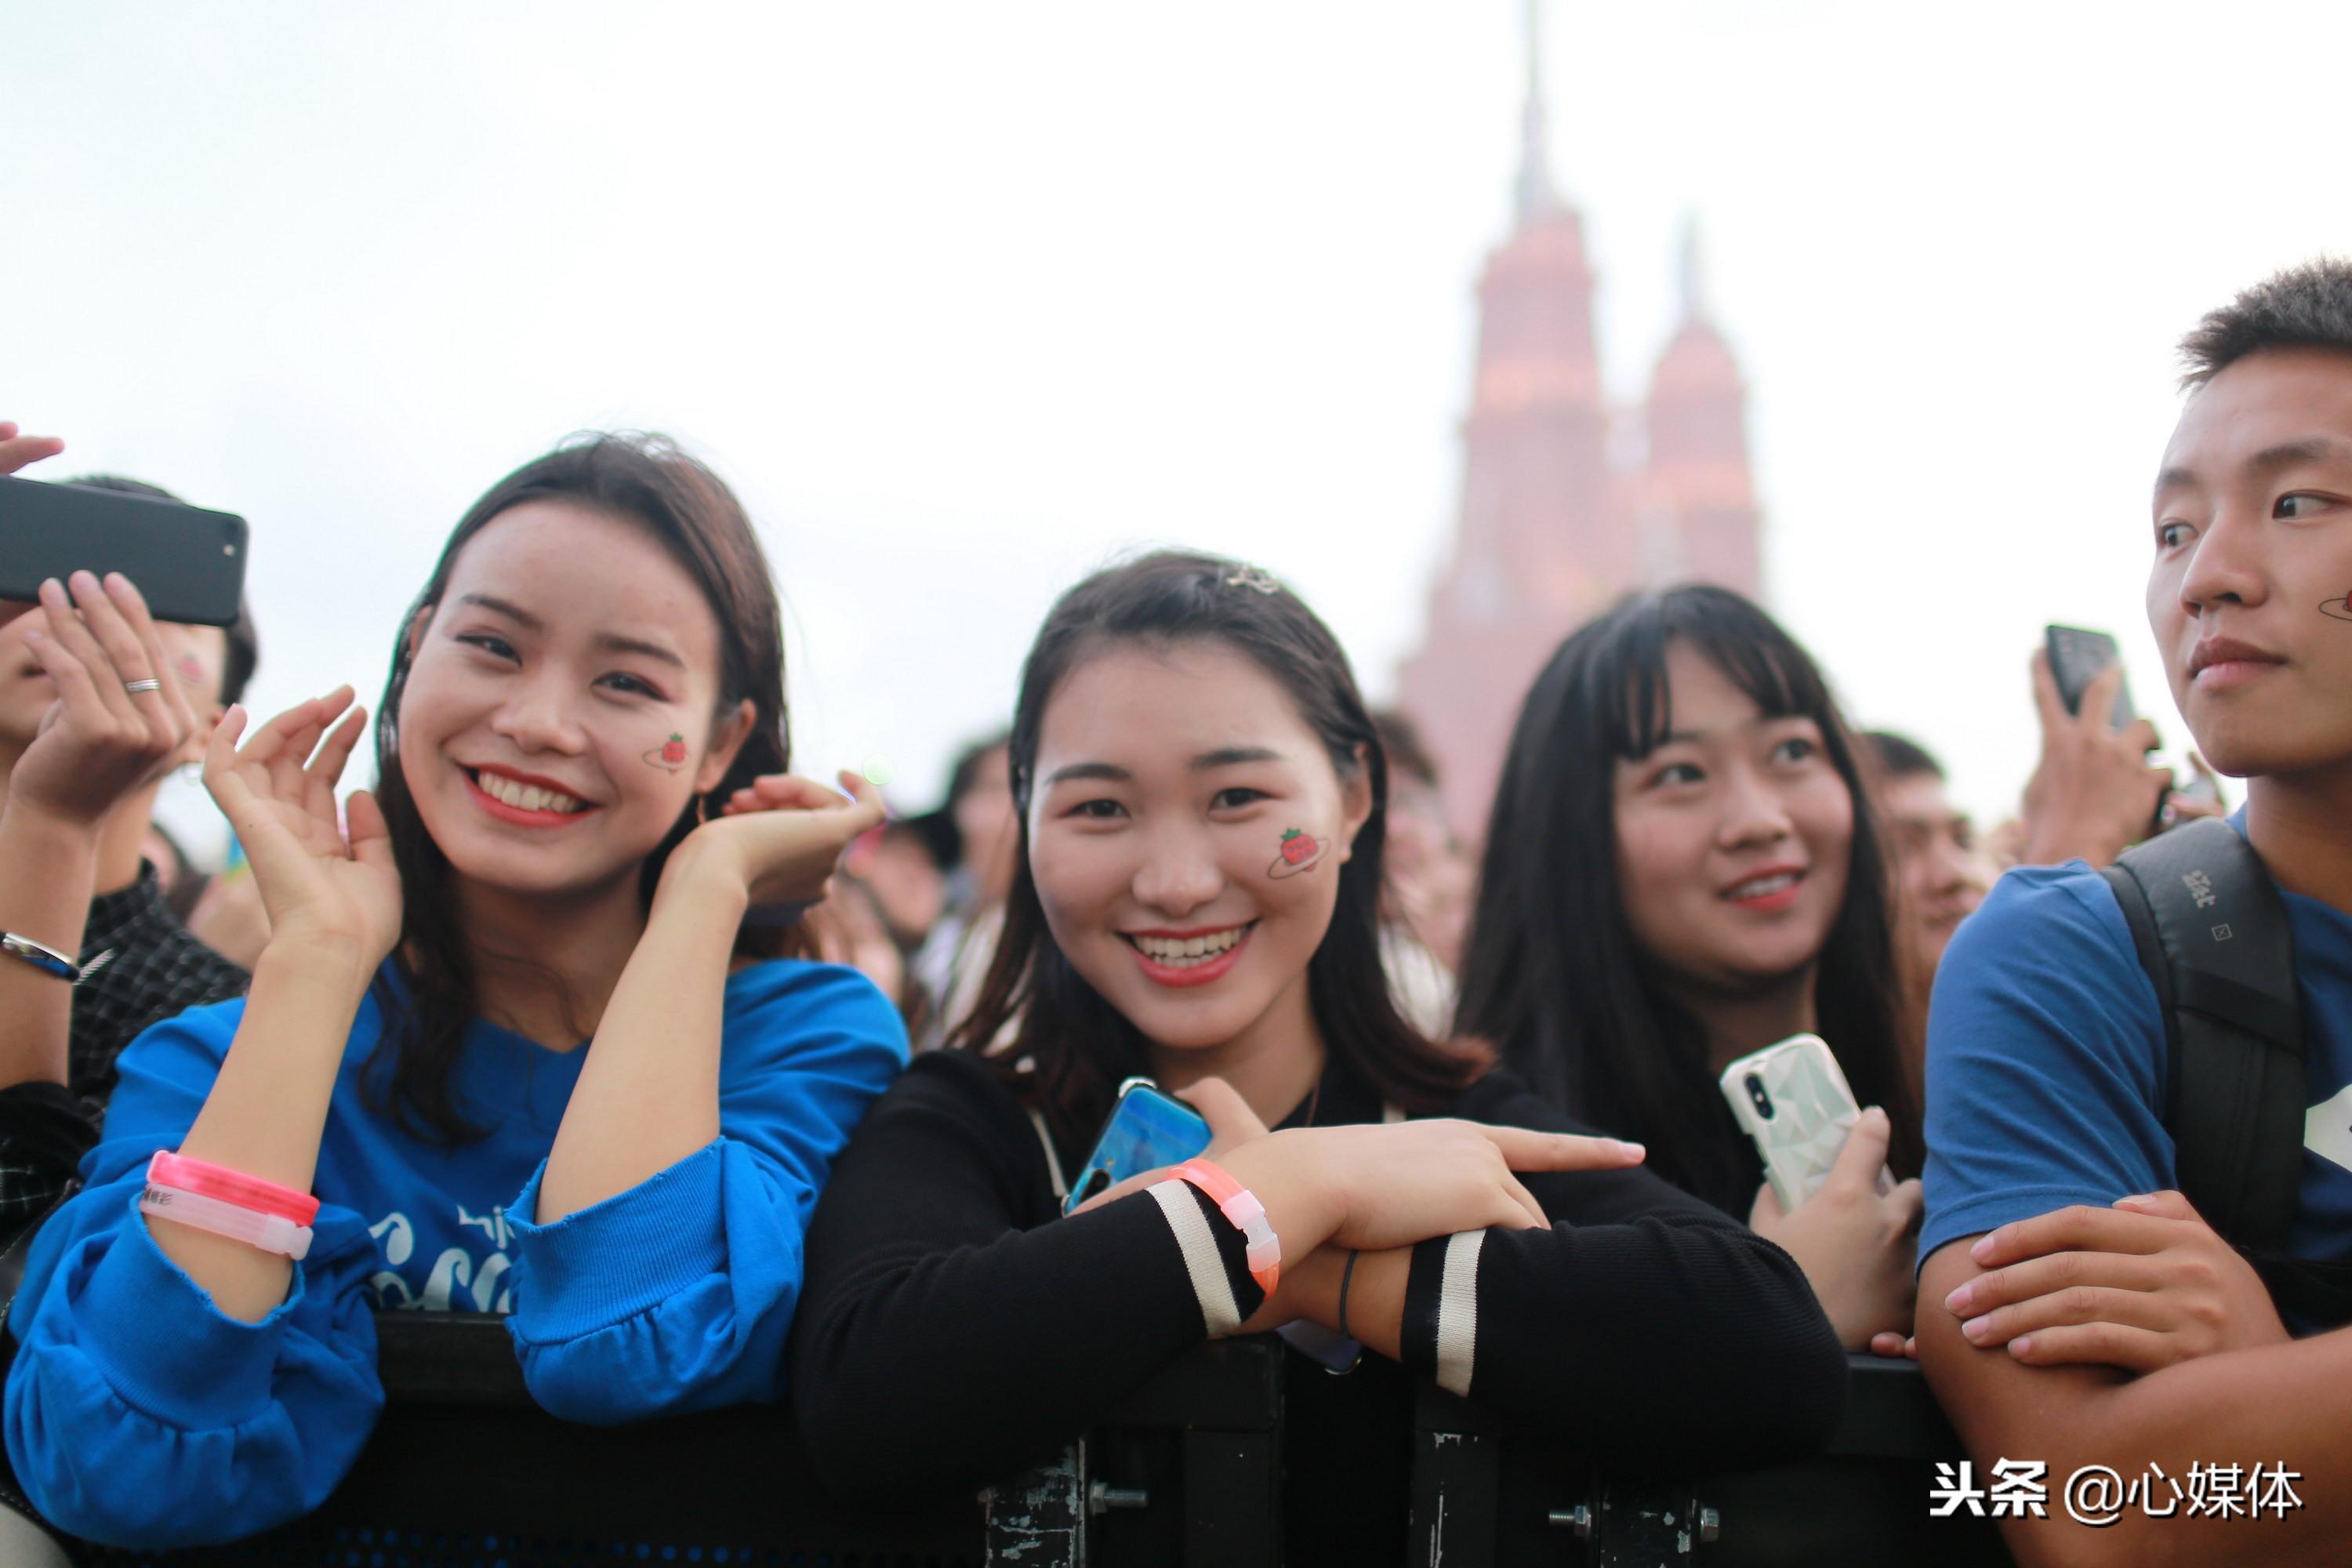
1918, 261, 2352, 1566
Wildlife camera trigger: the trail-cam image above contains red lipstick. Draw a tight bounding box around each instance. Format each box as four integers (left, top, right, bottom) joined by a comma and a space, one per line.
1123, 924, 1256, 989
1720, 864, 1806, 914
460, 764, 598, 829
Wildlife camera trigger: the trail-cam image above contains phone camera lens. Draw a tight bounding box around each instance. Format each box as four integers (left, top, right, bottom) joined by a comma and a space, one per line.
1744, 1073, 1774, 1120
1077, 1170, 1111, 1203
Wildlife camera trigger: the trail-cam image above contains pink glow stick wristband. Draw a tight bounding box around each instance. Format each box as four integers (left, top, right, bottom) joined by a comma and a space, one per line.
1171, 1158, 1280, 1297
146, 1150, 319, 1226
141, 1182, 314, 1260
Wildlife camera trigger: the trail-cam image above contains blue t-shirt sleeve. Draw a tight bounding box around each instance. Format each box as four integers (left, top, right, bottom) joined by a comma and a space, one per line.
1918, 864, 2178, 1269
504, 961, 908, 1424
2, 1003, 384, 1548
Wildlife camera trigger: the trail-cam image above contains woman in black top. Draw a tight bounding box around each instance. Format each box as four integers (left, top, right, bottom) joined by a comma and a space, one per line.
791, 554, 1846, 1555
1454, 586, 1924, 1351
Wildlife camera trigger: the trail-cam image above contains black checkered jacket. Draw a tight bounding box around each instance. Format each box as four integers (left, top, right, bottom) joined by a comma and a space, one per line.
0, 867, 249, 1247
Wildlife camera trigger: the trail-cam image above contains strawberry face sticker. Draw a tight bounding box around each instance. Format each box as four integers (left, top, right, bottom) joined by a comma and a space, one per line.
2322, 588, 2352, 622
645, 732, 688, 772
1266, 826, 1328, 879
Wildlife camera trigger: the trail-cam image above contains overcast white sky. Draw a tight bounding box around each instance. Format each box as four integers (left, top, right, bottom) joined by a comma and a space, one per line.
9, 2, 2347, 858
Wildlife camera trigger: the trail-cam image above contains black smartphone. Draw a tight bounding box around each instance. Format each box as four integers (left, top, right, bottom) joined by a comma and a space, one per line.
2044, 624, 2137, 734
0, 477, 249, 628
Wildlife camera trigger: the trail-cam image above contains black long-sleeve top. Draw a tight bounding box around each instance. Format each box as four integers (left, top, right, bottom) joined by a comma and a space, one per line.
791, 1047, 1847, 1548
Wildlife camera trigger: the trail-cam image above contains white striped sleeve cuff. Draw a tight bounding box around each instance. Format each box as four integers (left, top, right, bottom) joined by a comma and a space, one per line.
1433, 1229, 1485, 1396
1147, 1178, 1243, 1338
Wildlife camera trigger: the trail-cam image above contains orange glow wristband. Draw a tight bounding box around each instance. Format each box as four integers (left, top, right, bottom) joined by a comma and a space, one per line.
1171, 1158, 1280, 1298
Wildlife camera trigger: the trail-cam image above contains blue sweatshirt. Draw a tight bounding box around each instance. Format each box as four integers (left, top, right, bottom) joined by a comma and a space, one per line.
3, 956, 906, 1548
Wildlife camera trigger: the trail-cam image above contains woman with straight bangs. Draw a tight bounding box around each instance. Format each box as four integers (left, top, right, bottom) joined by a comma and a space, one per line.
792, 553, 1846, 1562
5, 435, 907, 1548
1454, 584, 1925, 1352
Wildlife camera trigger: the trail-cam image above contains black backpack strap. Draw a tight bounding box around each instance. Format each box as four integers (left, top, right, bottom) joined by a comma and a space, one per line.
2098, 818, 2305, 1254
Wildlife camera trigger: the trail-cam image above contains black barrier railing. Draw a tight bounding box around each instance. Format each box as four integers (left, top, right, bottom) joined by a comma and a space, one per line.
17, 1313, 1284, 1568
1410, 1355, 2012, 1566
7, 1316, 2011, 1566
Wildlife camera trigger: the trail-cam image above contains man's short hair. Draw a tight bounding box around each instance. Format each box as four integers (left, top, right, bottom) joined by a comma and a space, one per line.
62, 474, 260, 707
1862, 729, 1944, 783
2180, 257, 2352, 388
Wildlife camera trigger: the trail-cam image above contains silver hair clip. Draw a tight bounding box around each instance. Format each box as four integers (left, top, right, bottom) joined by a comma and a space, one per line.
1224, 564, 1280, 596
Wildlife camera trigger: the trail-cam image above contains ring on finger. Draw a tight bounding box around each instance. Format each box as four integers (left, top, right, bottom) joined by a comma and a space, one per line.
123, 678, 162, 694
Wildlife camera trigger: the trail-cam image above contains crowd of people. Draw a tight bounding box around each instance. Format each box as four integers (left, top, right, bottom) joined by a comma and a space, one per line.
0, 256, 2344, 1566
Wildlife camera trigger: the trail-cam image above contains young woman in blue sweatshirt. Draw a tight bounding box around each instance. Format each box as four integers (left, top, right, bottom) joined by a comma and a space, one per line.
4, 434, 907, 1548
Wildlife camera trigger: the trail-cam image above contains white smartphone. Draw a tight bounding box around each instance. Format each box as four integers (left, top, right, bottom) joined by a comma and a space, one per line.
1719, 1033, 1871, 1211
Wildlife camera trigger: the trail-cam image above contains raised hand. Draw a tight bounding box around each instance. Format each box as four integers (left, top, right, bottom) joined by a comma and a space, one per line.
2020, 651, 2172, 868
2159, 751, 2230, 829
670, 769, 887, 912
201, 690, 399, 970
0, 421, 65, 478
1940, 1189, 2288, 1374
1750, 1106, 1923, 1350
10, 572, 202, 829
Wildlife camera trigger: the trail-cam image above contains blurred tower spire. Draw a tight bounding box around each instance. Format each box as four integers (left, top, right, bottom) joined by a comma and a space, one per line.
1677, 213, 1704, 321
1515, 0, 1560, 222
1643, 209, 1761, 605
1398, 18, 1764, 845
1399, 0, 1613, 843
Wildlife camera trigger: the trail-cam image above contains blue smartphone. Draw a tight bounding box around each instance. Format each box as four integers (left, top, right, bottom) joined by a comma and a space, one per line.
1064, 1077, 1210, 1216
1065, 1076, 1361, 1374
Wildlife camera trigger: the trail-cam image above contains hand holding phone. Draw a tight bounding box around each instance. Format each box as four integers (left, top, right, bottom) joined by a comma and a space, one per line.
1065, 1077, 1367, 1371
6, 572, 206, 829
1746, 1101, 1924, 1350
2043, 625, 2138, 735
2024, 640, 2171, 866
1064, 1077, 1214, 1214
1719, 1033, 1878, 1210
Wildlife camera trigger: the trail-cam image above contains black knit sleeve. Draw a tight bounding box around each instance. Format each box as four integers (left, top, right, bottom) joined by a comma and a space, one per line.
789, 1052, 1261, 1500
69, 873, 248, 1106
0, 1080, 100, 1252
1395, 1072, 1847, 1471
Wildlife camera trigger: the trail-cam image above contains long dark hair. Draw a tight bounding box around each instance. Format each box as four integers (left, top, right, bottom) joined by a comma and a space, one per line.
948, 551, 1482, 1147
1453, 585, 1921, 1206
366, 433, 800, 1144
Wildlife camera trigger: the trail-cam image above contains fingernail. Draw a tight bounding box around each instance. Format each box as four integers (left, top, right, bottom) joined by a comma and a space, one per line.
2009, 1336, 2033, 1358
1944, 1283, 1972, 1313
1971, 1233, 1996, 1263
1962, 1315, 1991, 1341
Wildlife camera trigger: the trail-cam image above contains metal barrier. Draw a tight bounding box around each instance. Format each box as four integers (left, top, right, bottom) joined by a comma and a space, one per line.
16, 1314, 1287, 1568
11, 1322, 2007, 1565
1409, 1354, 2012, 1566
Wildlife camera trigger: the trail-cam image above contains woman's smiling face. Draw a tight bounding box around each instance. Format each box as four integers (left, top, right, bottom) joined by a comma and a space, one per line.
1026, 637, 1370, 1054
396, 499, 749, 901
1611, 639, 1854, 996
